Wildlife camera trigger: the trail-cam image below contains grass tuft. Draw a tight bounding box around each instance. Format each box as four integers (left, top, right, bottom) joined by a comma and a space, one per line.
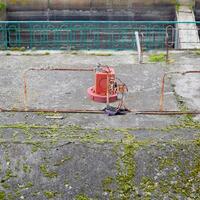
149, 53, 166, 62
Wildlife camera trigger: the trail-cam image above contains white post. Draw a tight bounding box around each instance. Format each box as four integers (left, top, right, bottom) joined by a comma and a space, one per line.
135, 31, 142, 64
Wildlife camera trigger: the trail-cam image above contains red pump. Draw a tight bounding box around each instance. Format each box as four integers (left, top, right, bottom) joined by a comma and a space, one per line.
87, 66, 118, 103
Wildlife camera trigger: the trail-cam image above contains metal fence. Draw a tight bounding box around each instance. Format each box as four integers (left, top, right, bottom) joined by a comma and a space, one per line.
1, 21, 199, 50
0, 21, 177, 50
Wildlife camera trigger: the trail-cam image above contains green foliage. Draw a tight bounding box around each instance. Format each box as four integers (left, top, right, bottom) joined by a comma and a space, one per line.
0, 2, 6, 11
149, 53, 166, 62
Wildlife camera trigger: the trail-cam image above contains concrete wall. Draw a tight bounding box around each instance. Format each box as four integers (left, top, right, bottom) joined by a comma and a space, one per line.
6, 0, 176, 11
195, 0, 200, 20
5, 0, 177, 21
178, 0, 194, 5
0, 0, 6, 20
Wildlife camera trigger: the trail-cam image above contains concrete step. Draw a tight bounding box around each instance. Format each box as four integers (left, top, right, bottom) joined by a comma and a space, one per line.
176, 6, 200, 49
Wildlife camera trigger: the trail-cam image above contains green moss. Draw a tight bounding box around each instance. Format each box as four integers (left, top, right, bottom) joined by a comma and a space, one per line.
89, 53, 112, 56
70, 51, 79, 55
7, 193, 14, 200
163, 89, 200, 131
31, 191, 40, 197
75, 194, 90, 200
0, 123, 58, 130
103, 132, 143, 199
25, 181, 34, 188
159, 157, 174, 170
175, 2, 181, 11
15, 190, 21, 197
39, 164, 58, 178
54, 156, 72, 166
0, 191, 5, 200
138, 142, 200, 198
44, 191, 58, 199
0, 2, 6, 11
22, 164, 31, 173
1, 182, 10, 189
194, 138, 200, 146
195, 50, 200, 55
116, 143, 137, 199
18, 182, 33, 189
149, 53, 166, 62
22, 53, 31, 56
31, 142, 44, 153
140, 177, 158, 193
1, 169, 17, 183
9, 47, 26, 52
102, 177, 114, 194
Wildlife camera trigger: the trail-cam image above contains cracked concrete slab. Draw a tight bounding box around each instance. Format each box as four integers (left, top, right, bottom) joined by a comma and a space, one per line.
0, 50, 199, 199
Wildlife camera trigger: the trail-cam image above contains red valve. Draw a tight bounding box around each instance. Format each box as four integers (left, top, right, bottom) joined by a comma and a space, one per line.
87, 66, 118, 103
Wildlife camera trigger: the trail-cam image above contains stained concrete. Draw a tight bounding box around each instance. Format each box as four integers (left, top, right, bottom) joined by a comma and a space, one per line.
0, 50, 199, 199
5, 0, 176, 21
0, 51, 178, 128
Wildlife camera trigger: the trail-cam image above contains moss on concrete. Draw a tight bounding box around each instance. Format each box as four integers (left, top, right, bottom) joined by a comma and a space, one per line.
22, 164, 32, 173
75, 194, 90, 200
0, 191, 6, 200
39, 164, 58, 179
149, 53, 166, 62
44, 191, 58, 199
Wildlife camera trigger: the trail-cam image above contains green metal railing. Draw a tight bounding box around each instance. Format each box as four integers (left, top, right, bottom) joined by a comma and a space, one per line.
0, 21, 184, 50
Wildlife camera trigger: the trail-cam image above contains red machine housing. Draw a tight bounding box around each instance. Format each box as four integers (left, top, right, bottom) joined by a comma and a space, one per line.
87, 67, 118, 103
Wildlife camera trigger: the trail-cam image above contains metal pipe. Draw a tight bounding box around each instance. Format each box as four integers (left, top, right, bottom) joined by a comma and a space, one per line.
0, 108, 104, 114
0, 108, 200, 116
159, 70, 200, 111
1, 68, 200, 116
165, 25, 175, 63
140, 32, 144, 64
23, 67, 95, 110
106, 73, 110, 106
135, 111, 200, 115
165, 33, 169, 63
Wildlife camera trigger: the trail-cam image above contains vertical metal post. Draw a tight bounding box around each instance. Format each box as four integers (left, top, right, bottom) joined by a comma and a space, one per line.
106, 73, 110, 106
135, 31, 142, 64
140, 32, 144, 63
165, 34, 169, 63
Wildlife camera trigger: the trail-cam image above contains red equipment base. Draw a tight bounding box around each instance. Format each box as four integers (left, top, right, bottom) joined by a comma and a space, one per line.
87, 86, 117, 103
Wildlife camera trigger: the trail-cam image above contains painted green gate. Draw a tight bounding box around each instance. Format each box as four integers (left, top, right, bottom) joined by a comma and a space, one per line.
0, 21, 175, 50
